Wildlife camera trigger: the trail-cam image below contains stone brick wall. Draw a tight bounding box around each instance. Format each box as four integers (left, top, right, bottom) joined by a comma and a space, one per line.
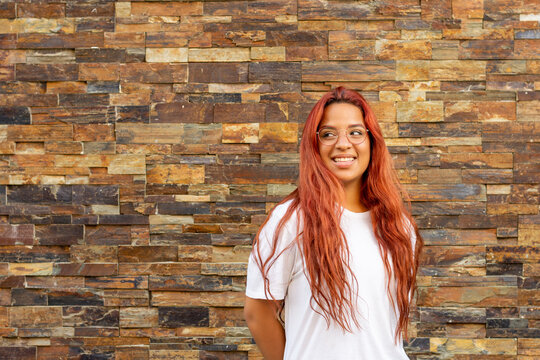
0, 0, 539, 359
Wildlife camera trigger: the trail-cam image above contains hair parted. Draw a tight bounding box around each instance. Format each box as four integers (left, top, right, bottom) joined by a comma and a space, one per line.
252, 86, 423, 342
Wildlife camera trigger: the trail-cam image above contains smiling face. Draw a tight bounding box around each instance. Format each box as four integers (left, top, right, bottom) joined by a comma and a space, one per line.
317, 102, 371, 190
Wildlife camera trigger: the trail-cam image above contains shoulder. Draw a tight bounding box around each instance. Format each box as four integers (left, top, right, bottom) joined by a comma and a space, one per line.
260, 199, 300, 242
266, 199, 299, 228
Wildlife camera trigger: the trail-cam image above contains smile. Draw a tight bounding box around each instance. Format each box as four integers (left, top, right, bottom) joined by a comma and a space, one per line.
333, 157, 356, 162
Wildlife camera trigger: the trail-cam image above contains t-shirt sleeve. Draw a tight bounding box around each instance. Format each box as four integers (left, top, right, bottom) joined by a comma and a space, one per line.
246, 208, 297, 300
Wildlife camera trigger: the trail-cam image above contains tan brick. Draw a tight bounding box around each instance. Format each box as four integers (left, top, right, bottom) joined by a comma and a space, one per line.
376, 40, 431, 60
430, 338, 516, 355
115, 2, 131, 17
149, 350, 198, 360
116, 123, 183, 144
397, 101, 444, 122
259, 123, 298, 143
108, 155, 146, 175
10, 306, 62, 327
74, 124, 115, 142
517, 101, 540, 121
131, 2, 202, 16
189, 48, 250, 62
146, 48, 188, 63
0, 18, 74, 34
430, 60, 486, 81
151, 291, 244, 307
8, 263, 53, 276
147, 164, 204, 184
397, 60, 429, 81
222, 123, 259, 144
251, 47, 286, 61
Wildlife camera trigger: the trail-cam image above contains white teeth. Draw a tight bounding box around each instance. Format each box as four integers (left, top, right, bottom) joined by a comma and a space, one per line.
334, 157, 354, 162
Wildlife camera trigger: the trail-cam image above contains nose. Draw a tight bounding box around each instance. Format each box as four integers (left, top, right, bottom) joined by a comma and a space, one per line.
335, 130, 352, 149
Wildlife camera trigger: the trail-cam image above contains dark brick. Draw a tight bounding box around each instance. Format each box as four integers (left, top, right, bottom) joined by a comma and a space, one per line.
116, 106, 150, 123
11, 289, 47, 306
72, 185, 118, 205
63, 306, 119, 327
189, 63, 248, 84
7, 185, 72, 205
87, 82, 120, 94
36, 225, 84, 246
0, 347, 36, 360
85, 226, 131, 246
157, 202, 211, 215
15, 64, 78, 81
149, 275, 232, 291
76, 17, 115, 32
249, 62, 302, 82
205, 165, 298, 184
75, 48, 126, 63
0, 107, 31, 124
48, 290, 104, 306
0, 224, 34, 245
150, 233, 212, 245
158, 306, 209, 327
59, 94, 109, 107
98, 215, 149, 225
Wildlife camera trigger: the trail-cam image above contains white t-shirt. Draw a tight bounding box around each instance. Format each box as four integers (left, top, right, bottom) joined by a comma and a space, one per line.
246, 200, 413, 360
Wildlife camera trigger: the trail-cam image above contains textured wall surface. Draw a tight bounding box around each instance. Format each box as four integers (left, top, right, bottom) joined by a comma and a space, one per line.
0, 0, 539, 359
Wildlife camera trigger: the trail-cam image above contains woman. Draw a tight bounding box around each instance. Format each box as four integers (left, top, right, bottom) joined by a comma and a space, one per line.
244, 87, 423, 359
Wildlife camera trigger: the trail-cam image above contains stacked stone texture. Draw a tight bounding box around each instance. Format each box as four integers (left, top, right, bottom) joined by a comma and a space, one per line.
0, 0, 538, 359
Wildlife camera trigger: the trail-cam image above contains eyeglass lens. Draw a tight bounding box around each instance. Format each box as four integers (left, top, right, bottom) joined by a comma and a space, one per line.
318, 127, 368, 145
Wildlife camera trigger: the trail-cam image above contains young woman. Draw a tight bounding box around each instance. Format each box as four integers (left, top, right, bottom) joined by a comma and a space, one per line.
244, 87, 423, 360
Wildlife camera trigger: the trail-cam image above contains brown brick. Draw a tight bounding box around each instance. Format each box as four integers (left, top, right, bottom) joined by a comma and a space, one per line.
0, 3, 15, 18
16, 64, 78, 82
329, 31, 375, 60
214, 103, 266, 123
405, 184, 486, 201
104, 32, 145, 48
418, 286, 517, 307
459, 40, 514, 60
441, 153, 513, 169
121, 63, 188, 83
189, 63, 248, 83
452, 0, 484, 19
79, 63, 120, 81
66, 2, 114, 17
205, 165, 298, 184
421, 0, 451, 19
18, 3, 65, 18
116, 123, 183, 144
303, 61, 396, 81
17, 33, 104, 49
298, 0, 376, 20
119, 246, 177, 262
131, 2, 202, 16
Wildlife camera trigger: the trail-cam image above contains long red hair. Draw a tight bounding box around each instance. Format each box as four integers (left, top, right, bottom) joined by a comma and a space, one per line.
252, 86, 423, 342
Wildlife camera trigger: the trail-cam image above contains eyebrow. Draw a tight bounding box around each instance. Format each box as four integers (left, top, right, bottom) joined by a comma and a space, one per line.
319, 124, 366, 129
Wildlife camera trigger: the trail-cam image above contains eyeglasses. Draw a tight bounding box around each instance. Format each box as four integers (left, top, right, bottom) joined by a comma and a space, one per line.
317, 127, 369, 145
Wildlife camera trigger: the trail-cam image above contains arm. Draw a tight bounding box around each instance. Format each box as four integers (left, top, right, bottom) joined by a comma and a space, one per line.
244, 296, 285, 360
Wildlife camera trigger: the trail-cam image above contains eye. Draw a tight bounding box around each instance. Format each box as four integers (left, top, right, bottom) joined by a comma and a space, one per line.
349, 128, 366, 136
319, 130, 337, 138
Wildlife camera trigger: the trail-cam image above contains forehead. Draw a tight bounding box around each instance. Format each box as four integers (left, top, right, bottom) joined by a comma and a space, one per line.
320, 102, 365, 128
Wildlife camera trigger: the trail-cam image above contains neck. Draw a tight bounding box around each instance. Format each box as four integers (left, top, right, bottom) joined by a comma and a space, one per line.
342, 181, 367, 213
